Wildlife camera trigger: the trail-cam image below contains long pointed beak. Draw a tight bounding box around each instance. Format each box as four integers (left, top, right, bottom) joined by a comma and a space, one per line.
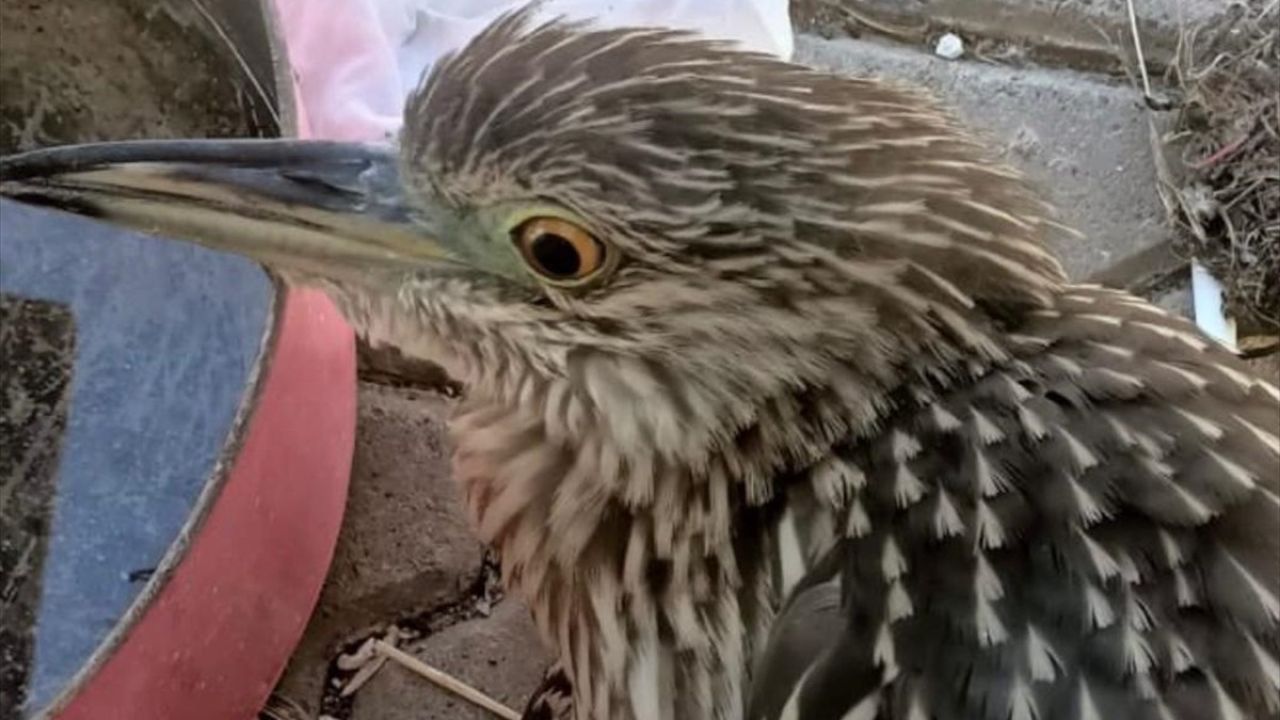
0, 139, 456, 281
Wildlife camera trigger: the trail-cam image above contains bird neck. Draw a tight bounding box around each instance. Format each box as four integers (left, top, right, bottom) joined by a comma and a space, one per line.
446, 327, 989, 719
334, 256, 1054, 718
448, 386, 753, 719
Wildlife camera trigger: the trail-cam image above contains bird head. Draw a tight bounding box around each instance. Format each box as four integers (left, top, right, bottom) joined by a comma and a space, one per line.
0, 9, 1068, 476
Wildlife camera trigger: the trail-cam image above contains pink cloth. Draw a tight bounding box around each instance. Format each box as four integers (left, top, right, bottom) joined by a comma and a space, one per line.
269, 0, 792, 143
272, 0, 403, 141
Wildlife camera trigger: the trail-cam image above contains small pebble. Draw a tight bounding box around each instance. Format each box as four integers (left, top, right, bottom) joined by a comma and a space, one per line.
935, 33, 964, 60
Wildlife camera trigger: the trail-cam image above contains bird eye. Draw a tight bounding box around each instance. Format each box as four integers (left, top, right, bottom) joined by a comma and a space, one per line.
513, 217, 607, 285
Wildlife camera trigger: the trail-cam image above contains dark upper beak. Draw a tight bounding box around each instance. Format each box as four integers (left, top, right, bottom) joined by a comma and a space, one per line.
0, 139, 456, 280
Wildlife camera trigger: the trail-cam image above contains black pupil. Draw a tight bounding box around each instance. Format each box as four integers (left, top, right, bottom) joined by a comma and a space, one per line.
530, 232, 582, 278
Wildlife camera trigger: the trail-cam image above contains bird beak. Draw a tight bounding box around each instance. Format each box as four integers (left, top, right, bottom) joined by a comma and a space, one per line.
0, 139, 456, 281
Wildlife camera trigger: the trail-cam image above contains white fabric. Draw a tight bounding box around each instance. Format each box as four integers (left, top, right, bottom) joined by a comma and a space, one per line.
273, 0, 793, 141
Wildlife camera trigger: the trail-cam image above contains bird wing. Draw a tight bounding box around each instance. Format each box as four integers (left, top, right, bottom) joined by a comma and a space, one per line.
749, 285, 1280, 720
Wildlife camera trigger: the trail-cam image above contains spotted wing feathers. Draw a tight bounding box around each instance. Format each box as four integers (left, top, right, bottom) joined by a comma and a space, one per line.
752, 286, 1280, 720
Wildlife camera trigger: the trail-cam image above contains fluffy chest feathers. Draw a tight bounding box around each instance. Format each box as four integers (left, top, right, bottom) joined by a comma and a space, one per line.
448, 373, 767, 720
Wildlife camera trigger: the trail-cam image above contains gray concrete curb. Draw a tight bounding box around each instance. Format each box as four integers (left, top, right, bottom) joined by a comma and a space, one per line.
793, 0, 1228, 74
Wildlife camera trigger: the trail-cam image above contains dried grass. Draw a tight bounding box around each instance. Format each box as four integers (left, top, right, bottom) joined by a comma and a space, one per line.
1161, 0, 1279, 331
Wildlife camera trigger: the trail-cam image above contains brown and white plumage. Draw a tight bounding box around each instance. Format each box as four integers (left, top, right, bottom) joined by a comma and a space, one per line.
385, 14, 1279, 719
748, 284, 1280, 720
2, 7, 1277, 720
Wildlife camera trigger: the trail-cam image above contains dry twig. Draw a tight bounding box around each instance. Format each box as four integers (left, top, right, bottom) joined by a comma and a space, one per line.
373, 640, 521, 720
829, 2, 927, 43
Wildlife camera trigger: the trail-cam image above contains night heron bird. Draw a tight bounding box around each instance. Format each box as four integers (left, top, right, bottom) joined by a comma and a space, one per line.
3, 10, 1278, 720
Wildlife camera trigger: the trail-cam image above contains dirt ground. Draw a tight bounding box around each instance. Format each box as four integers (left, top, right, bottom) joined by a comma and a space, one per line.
0, 0, 262, 154
0, 297, 75, 720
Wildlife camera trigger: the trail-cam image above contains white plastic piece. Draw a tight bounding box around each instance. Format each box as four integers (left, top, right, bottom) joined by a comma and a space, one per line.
272, 0, 794, 142
934, 32, 964, 60
1191, 260, 1238, 351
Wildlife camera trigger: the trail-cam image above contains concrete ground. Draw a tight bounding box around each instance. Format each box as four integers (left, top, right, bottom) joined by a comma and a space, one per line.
268, 2, 1259, 718
269, 383, 548, 720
